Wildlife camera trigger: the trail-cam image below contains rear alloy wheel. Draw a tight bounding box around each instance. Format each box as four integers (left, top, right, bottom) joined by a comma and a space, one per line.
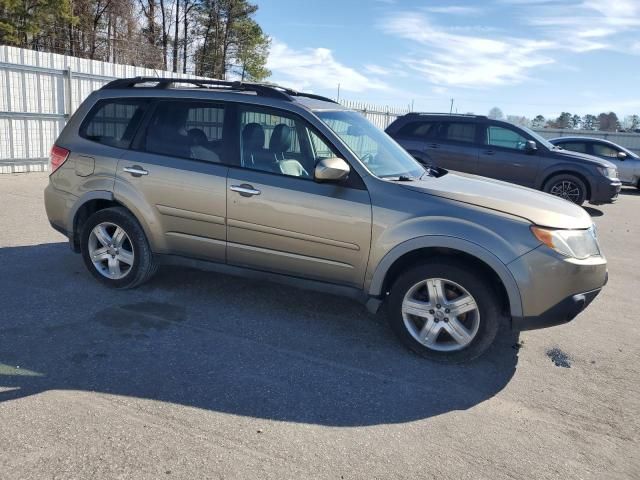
387, 261, 502, 362
80, 207, 157, 289
88, 222, 135, 280
544, 174, 587, 205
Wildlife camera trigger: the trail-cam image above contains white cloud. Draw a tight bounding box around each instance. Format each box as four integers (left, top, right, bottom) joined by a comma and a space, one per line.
424, 5, 481, 15
266, 39, 389, 93
380, 13, 556, 88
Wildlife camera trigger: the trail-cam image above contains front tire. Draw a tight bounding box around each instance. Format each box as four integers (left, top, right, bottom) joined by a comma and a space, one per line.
543, 174, 587, 205
80, 207, 157, 289
387, 261, 503, 363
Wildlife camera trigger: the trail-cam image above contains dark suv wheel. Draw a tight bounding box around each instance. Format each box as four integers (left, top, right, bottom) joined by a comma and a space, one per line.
80, 207, 157, 288
387, 261, 503, 363
543, 173, 587, 205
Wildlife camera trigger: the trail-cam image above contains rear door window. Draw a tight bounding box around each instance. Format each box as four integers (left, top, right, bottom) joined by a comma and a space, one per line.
441, 122, 476, 144
142, 100, 226, 163
80, 99, 149, 148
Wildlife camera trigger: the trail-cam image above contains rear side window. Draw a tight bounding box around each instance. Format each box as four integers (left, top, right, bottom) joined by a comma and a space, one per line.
486, 126, 527, 150
442, 122, 476, 144
143, 100, 225, 163
559, 142, 587, 153
396, 121, 438, 139
80, 99, 148, 148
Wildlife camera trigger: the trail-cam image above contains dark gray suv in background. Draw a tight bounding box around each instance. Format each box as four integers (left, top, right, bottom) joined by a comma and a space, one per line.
386, 113, 621, 206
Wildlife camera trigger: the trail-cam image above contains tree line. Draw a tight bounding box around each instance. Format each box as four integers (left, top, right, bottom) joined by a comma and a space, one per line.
0, 0, 271, 81
488, 107, 639, 133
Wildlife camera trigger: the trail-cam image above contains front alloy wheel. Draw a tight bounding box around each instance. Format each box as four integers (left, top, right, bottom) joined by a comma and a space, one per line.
387, 261, 502, 362
401, 278, 480, 352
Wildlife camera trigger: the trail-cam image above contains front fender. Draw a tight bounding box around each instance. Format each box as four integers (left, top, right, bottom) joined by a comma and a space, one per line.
367, 235, 524, 319
535, 163, 594, 189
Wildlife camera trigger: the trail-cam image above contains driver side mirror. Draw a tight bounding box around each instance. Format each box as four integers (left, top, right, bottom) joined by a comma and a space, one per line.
314, 157, 350, 183
617, 151, 628, 160
525, 140, 537, 154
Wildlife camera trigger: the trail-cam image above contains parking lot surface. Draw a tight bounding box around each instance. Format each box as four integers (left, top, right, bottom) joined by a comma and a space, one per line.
1, 173, 638, 479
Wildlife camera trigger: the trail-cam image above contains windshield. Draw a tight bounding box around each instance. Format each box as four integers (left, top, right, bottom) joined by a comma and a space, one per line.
520, 126, 557, 150
315, 110, 425, 179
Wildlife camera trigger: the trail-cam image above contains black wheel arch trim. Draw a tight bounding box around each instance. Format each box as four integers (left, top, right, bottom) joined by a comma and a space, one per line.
367, 235, 524, 319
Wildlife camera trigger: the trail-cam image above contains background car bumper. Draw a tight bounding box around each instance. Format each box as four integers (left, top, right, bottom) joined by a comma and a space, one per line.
508, 246, 607, 330
589, 178, 622, 204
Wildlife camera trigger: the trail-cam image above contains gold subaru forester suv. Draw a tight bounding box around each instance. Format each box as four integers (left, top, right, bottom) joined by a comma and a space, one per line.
45, 77, 608, 362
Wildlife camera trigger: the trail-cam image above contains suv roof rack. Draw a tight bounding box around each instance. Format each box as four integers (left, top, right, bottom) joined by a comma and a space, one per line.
405, 112, 487, 119
101, 77, 339, 104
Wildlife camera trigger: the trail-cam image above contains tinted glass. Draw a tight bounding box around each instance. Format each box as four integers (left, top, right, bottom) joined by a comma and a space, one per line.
81, 99, 148, 148
592, 143, 619, 158
443, 122, 476, 143
397, 121, 438, 139
239, 107, 336, 179
486, 126, 528, 150
558, 142, 587, 153
144, 101, 225, 163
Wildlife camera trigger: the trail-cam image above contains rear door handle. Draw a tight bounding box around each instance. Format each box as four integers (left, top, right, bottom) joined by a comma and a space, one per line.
428, 143, 440, 149
123, 166, 149, 177
230, 184, 261, 197
483, 150, 495, 156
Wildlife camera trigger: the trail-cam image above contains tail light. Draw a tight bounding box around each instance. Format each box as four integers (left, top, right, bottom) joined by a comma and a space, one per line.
49, 145, 70, 174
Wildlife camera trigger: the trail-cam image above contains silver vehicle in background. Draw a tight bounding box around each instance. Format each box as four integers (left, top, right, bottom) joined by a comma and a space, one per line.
550, 136, 640, 188
44, 77, 608, 362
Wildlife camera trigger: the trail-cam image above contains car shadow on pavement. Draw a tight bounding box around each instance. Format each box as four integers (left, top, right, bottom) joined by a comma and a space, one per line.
0, 242, 519, 427
583, 207, 603, 217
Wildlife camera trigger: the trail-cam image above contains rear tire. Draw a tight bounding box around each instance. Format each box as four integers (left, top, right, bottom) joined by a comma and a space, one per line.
80, 207, 157, 289
387, 261, 503, 363
543, 173, 587, 205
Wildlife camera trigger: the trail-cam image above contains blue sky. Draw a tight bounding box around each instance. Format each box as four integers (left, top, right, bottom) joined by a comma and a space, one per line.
254, 0, 640, 120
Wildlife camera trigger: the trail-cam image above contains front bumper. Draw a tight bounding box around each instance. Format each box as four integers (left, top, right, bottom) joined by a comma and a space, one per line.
508, 246, 607, 331
512, 286, 602, 331
589, 177, 621, 204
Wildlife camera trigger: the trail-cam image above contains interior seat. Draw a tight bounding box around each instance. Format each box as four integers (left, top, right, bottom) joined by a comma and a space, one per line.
269, 123, 308, 177
242, 123, 276, 171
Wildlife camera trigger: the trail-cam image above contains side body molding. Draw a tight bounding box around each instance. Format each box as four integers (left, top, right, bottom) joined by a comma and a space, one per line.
367, 235, 524, 319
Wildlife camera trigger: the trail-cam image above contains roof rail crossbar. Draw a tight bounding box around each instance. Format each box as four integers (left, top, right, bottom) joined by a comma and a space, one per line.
100, 77, 339, 104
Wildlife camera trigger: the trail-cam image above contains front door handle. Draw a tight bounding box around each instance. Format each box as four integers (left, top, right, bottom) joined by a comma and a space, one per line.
230, 184, 261, 197
123, 166, 149, 177
483, 150, 495, 156
428, 143, 440, 149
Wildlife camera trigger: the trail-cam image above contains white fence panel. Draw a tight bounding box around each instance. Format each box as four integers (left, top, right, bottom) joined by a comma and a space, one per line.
0, 45, 201, 173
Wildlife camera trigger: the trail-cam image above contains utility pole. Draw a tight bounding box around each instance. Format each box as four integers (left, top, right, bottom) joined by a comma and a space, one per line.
337, 83, 341, 102
449, 98, 454, 114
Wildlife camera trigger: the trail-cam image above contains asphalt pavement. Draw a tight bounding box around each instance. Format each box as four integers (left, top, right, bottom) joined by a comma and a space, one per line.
0, 173, 638, 479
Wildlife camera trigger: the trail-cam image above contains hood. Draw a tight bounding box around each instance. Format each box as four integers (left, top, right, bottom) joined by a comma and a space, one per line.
402, 172, 592, 229
550, 148, 617, 168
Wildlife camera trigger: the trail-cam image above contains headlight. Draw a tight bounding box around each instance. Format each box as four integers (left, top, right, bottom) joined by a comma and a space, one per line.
597, 166, 618, 179
531, 225, 600, 259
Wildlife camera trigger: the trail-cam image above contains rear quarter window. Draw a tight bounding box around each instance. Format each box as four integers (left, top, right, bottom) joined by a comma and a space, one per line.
80, 99, 149, 148
396, 121, 438, 139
